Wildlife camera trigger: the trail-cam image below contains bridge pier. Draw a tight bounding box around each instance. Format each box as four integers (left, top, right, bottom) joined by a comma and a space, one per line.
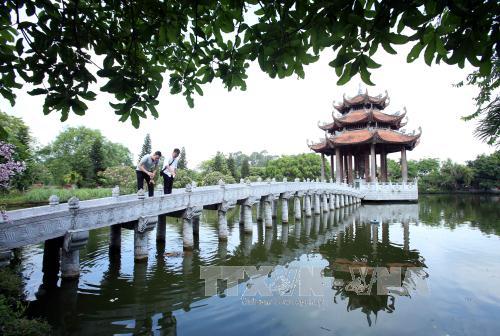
41, 237, 63, 290
272, 199, 278, 219
109, 224, 122, 250
193, 216, 200, 236
243, 197, 258, 233
322, 193, 329, 213
304, 192, 312, 217
293, 193, 302, 220
156, 215, 167, 242
239, 205, 244, 225
61, 230, 88, 279
329, 194, 336, 210
335, 194, 340, 208
182, 207, 202, 251
339, 194, 344, 207
264, 196, 273, 228
281, 193, 290, 223
217, 202, 233, 241
134, 218, 149, 262
314, 192, 321, 215
258, 199, 265, 222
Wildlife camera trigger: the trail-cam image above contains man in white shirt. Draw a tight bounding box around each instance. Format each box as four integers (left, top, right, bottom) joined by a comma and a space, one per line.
161, 148, 180, 194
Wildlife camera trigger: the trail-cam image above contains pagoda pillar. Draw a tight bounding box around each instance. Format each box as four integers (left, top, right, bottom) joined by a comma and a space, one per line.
343, 155, 348, 183
380, 150, 388, 182
401, 147, 408, 183
364, 152, 370, 181
347, 154, 353, 184
330, 154, 334, 180
320, 153, 326, 181
370, 143, 376, 182
335, 148, 341, 183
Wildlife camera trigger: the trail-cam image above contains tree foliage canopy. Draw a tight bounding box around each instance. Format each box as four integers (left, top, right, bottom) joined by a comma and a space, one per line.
1, 0, 498, 127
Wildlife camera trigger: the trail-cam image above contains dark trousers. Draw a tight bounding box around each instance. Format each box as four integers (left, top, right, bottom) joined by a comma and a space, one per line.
136, 170, 154, 197
161, 172, 174, 194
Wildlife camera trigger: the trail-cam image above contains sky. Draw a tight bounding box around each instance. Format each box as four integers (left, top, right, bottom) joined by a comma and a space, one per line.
1, 45, 495, 168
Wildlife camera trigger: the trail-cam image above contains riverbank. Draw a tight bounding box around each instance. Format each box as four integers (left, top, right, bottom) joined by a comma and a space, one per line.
0, 263, 50, 336
0, 187, 113, 210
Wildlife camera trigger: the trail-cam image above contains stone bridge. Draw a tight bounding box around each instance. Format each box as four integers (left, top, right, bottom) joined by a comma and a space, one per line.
0, 178, 417, 277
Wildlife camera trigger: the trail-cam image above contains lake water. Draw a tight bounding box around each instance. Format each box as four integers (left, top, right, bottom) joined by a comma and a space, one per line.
19, 195, 500, 336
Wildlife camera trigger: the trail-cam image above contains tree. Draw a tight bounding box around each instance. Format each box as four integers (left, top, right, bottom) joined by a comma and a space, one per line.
226, 154, 237, 179
40, 127, 132, 186
265, 153, 327, 180
240, 158, 250, 178
177, 146, 187, 169
467, 151, 500, 190
0, 111, 34, 190
0, 141, 26, 190
89, 138, 105, 184
138, 134, 152, 162
1, 1, 497, 127
457, 58, 499, 147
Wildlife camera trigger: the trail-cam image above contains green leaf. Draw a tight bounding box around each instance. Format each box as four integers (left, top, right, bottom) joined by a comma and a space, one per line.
360, 66, 375, 86
337, 63, 352, 85
424, 41, 435, 66
28, 88, 48, 96
407, 42, 425, 62
381, 42, 397, 55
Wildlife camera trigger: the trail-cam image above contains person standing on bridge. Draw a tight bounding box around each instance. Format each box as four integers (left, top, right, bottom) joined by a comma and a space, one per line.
136, 151, 162, 197
161, 148, 180, 194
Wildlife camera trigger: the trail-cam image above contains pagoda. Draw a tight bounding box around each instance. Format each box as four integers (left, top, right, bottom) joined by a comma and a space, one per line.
309, 89, 421, 184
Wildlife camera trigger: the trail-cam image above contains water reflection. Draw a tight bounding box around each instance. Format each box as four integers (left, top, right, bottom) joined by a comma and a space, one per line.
22, 195, 500, 335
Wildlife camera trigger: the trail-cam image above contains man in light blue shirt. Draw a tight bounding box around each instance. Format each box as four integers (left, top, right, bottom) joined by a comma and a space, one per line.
136, 151, 162, 197
160, 148, 180, 194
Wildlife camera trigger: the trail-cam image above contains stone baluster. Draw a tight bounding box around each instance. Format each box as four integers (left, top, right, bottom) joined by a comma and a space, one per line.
61, 197, 89, 279
156, 215, 166, 242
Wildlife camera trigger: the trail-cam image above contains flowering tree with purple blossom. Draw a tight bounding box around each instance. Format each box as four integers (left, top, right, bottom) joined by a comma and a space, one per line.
0, 141, 26, 190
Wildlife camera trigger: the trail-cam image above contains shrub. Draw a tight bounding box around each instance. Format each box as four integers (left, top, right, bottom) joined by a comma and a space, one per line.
98, 166, 136, 193
200, 171, 236, 186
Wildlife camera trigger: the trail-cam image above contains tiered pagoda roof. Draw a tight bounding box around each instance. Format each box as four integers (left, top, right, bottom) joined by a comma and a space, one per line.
309, 90, 421, 154
334, 90, 389, 114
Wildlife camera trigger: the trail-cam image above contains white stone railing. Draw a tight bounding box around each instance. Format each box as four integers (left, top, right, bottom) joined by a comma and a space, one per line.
356, 179, 419, 201
0, 179, 362, 251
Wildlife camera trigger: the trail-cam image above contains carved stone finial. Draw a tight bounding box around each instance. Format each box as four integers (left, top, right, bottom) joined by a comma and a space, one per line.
283, 177, 287, 183
112, 186, 120, 197
240, 178, 245, 184
192, 181, 197, 188
185, 183, 193, 192
266, 178, 271, 184
257, 177, 263, 182
329, 178, 334, 183
246, 178, 252, 186
49, 195, 60, 206
137, 188, 146, 199
68, 196, 80, 209
218, 179, 226, 187
294, 178, 300, 182
271, 177, 276, 183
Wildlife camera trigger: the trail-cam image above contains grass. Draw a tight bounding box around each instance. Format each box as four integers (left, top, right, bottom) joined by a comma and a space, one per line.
1, 187, 113, 209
